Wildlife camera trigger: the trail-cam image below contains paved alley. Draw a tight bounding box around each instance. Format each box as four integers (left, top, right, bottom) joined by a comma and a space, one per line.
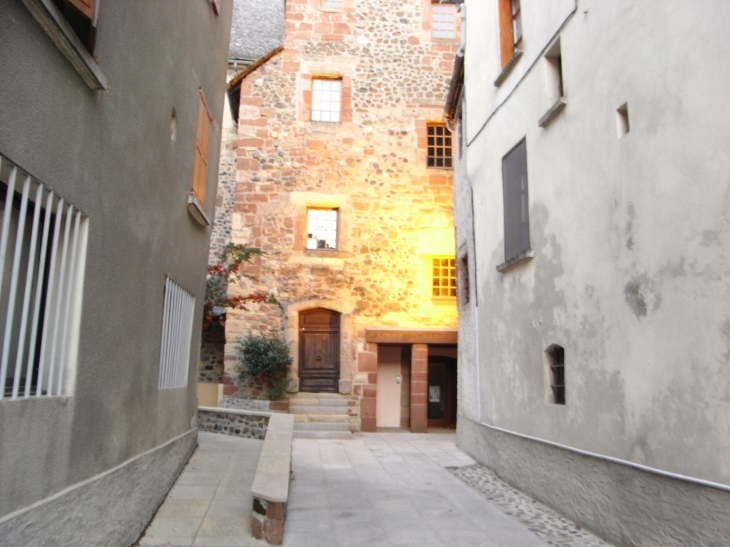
285, 431, 547, 547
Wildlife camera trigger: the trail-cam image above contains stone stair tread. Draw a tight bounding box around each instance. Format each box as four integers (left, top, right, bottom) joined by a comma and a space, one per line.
294, 422, 350, 431
293, 431, 353, 439
289, 398, 348, 407
289, 405, 349, 414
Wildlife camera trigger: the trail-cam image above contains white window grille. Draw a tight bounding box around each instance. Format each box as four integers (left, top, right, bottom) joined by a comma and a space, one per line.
432, 4, 455, 39
311, 79, 342, 123
158, 277, 195, 389
0, 154, 87, 399
306, 208, 338, 250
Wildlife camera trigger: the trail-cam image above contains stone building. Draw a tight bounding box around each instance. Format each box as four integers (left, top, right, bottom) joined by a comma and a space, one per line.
0, 1, 231, 544
447, 0, 730, 545
212, 0, 461, 434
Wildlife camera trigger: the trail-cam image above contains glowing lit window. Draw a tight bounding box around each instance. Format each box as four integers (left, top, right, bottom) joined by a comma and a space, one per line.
432, 3, 455, 39
306, 208, 338, 250
427, 124, 453, 168
432, 257, 456, 299
311, 79, 341, 123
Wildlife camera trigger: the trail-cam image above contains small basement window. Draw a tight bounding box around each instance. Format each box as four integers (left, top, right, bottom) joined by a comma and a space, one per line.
545, 344, 565, 405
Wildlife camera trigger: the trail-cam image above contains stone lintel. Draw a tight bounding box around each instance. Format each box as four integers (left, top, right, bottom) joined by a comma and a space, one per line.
365, 329, 457, 345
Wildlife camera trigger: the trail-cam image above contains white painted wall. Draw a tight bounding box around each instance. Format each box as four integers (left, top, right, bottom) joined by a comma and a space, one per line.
458, 0, 730, 491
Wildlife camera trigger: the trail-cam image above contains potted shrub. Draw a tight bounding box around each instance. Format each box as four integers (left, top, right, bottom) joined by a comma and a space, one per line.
237, 333, 293, 401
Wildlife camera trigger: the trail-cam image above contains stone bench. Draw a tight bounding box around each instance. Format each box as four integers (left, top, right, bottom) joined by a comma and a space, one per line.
250, 412, 294, 545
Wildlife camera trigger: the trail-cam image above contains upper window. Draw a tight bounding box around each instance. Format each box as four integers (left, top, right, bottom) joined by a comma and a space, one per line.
311, 79, 342, 123
307, 208, 338, 250
432, 2, 456, 39
501, 139, 530, 264
427, 124, 453, 168
498, 0, 522, 68
158, 277, 195, 389
192, 92, 213, 208
432, 257, 456, 299
52, 0, 97, 52
0, 154, 87, 400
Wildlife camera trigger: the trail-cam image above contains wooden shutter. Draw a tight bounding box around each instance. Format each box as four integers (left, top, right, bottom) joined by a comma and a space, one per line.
502, 139, 529, 261
192, 93, 212, 207
498, 0, 514, 68
68, 0, 96, 19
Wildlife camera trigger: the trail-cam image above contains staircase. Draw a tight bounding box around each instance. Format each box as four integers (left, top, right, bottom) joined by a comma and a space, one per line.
289, 393, 353, 439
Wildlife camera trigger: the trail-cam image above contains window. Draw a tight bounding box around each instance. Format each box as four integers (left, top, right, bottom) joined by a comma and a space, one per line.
498, 0, 522, 68
432, 257, 456, 299
539, 39, 567, 127
311, 79, 342, 123
432, 2, 456, 39
546, 345, 565, 405
52, 0, 97, 52
616, 103, 630, 138
158, 277, 195, 389
0, 154, 87, 399
427, 124, 453, 168
458, 255, 469, 305
306, 208, 338, 250
500, 139, 530, 268
192, 91, 213, 208
322, 0, 343, 7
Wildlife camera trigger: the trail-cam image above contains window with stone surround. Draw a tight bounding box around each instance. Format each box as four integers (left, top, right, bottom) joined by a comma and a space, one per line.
311, 79, 342, 123
322, 0, 343, 7
432, 257, 456, 299
306, 208, 338, 250
431, 2, 456, 39
427, 124, 453, 168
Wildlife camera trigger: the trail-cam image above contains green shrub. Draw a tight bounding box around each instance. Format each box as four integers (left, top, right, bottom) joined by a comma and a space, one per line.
237, 333, 293, 400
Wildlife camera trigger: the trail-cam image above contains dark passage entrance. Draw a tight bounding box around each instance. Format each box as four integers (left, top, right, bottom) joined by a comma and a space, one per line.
299, 308, 340, 392
427, 356, 457, 428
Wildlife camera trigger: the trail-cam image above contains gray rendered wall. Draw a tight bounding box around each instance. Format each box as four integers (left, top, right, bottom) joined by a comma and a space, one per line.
0, 0, 232, 543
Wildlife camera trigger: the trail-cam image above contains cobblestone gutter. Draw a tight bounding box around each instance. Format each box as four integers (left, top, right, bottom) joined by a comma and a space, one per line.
197, 406, 270, 440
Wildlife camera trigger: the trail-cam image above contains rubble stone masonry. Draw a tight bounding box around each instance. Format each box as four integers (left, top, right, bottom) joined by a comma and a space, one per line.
216, 0, 459, 430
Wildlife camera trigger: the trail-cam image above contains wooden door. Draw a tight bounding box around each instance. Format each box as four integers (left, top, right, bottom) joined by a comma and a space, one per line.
299, 308, 340, 392
427, 356, 457, 428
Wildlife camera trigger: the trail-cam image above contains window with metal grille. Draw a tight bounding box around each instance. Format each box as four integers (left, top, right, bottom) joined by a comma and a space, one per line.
306, 208, 338, 250
432, 257, 456, 299
311, 79, 342, 123
546, 344, 565, 405
158, 277, 195, 389
0, 154, 87, 400
427, 124, 453, 168
502, 138, 530, 263
432, 3, 455, 39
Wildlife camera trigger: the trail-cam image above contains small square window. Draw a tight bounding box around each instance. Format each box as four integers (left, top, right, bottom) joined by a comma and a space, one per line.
306, 208, 338, 250
427, 124, 453, 168
432, 258, 456, 299
432, 3, 455, 39
311, 79, 342, 123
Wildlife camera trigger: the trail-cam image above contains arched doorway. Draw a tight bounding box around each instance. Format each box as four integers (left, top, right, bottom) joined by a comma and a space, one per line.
298, 308, 340, 392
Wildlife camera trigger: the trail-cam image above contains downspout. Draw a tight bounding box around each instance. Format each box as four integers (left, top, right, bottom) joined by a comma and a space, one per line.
444, 3, 466, 132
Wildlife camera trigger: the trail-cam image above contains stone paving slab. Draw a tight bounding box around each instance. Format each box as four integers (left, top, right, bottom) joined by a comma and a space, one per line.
448, 466, 615, 547
134, 432, 264, 547
284, 431, 550, 547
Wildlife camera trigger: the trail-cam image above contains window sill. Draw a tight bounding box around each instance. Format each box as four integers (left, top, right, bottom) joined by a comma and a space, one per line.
187, 193, 211, 227
431, 298, 457, 306
496, 249, 533, 273
538, 98, 567, 128
304, 249, 350, 259
22, 0, 108, 90
494, 49, 523, 87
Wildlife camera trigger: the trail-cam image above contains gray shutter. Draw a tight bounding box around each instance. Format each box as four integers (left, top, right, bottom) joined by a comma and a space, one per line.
502, 139, 530, 261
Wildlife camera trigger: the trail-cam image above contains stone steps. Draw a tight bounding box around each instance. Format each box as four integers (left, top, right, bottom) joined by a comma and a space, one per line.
288, 394, 353, 438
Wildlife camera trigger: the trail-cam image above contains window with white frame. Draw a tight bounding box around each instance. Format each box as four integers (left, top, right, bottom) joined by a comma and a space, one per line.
158, 277, 195, 389
432, 2, 456, 39
0, 154, 87, 399
306, 208, 338, 250
322, 0, 343, 7
311, 78, 342, 123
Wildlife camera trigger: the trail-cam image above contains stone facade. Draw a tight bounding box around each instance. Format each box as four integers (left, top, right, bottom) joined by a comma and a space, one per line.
214, 0, 460, 430
197, 409, 269, 439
